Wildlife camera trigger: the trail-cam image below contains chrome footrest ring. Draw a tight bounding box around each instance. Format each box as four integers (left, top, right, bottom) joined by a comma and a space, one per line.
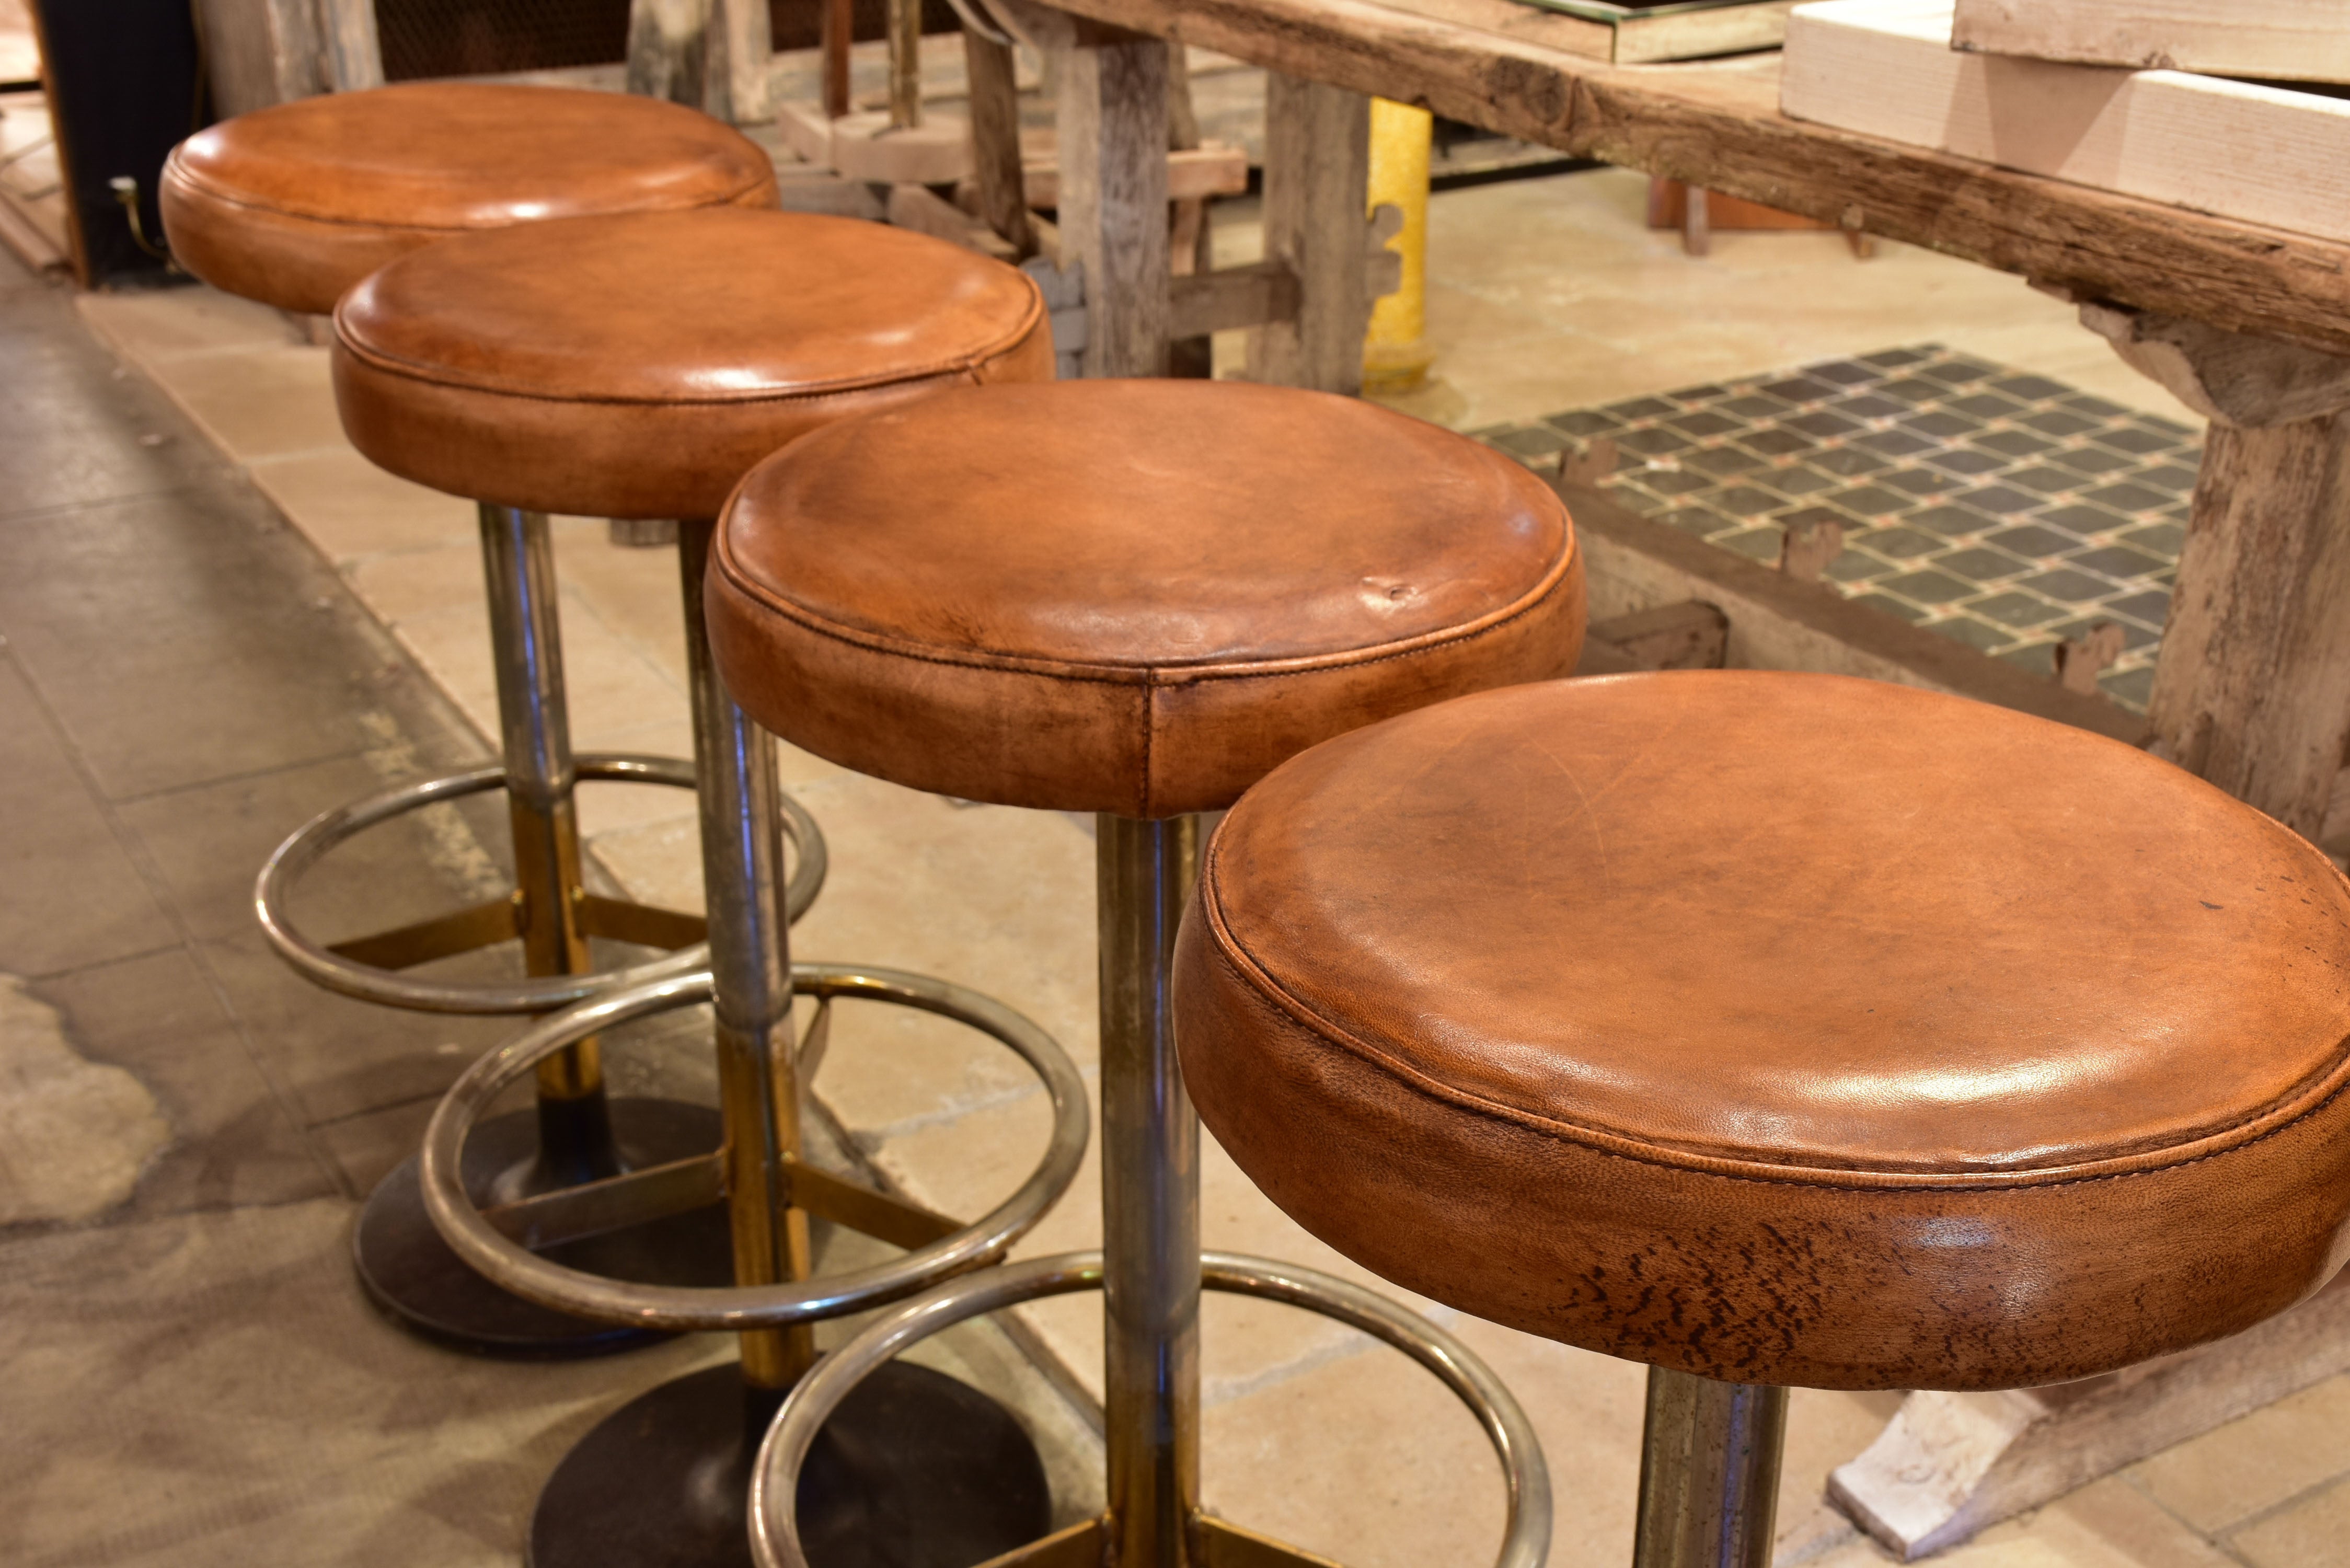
252, 753, 827, 1015
747, 1250, 1553, 1568
419, 964, 1088, 1332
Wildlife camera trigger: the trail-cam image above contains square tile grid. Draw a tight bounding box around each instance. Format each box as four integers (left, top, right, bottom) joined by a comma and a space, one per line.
1477, 344, 2203, 711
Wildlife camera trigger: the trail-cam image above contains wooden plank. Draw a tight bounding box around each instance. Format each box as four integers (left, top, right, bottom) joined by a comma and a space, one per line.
317, 0, 383, 91
886, 181, 1020, 261
2143, 411, 2350, 839
1038, 10, 1172, 377
1246, 74, 1372, 394
1021, 143, 1249, 209
1831, 1269, 2350, 1559
1586, 599, 1730, 671
1557, 480, 2148, 745
1169, 259, 1299, 337
963, 29, 1038, 256
1952, 0, 2350, 86
1015, 0, 2350, 360
1781, 1, 2350, 248
192, 0, 319, 116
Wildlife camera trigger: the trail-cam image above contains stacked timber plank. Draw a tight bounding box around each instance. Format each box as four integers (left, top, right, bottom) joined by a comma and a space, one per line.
1780, 0, 2350, 245
1953, 0, 2350, 84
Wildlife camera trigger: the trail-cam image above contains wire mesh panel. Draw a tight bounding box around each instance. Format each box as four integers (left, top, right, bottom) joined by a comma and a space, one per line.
377, 0, 633, 80
375, 0, 963, 81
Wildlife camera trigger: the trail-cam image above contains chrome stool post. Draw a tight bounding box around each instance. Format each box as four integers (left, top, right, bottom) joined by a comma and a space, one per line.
266, 504, 825, 1357
1632, 1371, 1788, 1568
419, 524, 1090, 1568
749, 813, 1552, 1568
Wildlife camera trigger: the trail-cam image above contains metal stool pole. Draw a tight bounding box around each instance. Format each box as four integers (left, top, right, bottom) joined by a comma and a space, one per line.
1098, 814, 1204, 1568
1633, 1369, 1789, 1568
678, 515, 820, 1397
480, 503, 614, 1180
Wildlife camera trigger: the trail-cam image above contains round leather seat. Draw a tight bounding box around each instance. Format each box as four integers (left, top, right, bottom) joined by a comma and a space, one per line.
161, 83, 778, 316
1175, 671, 2350, 1391
332, 209, 1052, 521
706, 379, 1586, 817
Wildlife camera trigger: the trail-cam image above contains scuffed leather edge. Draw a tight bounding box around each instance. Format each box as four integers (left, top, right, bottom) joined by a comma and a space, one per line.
1191, 810, 2350, 1192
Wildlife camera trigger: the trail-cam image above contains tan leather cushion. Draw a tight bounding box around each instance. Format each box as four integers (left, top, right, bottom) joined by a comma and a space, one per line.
332, 209, 1052, 521
707, 380, 1585, 817
160, 83, 778, 316
1177, 672, 2350, 1390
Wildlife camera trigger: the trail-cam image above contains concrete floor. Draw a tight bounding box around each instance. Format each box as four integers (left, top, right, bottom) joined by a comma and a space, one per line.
2, 153, 2344, 1568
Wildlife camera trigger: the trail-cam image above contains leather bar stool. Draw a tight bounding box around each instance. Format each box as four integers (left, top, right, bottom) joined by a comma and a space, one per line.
160, 84, 807, 1356
384, 210, 1090, 1568
1170, 670, 2350, 1566
714, 379, 1584, 1568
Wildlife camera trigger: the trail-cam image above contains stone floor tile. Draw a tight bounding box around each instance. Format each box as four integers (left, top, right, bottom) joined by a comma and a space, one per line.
549, 517, 694, 688
246, 448, 478, 565
2231, 1473, 2350, 1568
137, 343, 348, 462
0, 973, 171, 1225
571, 717, 707, 840
1, 292, 236, 518
345, 537, 491, 626
385, 592, 687, 769
115, 749, 503, 946
0, 489, 477, 801
0, 1197, 727, 1568
2125, 1371, 2350, 1532
1197, 1330, 1510, 1568
0, 656, 176, 978
28, 948, 339, 1217
1884, 1475, 2240, 1568
77, 284, 297, 362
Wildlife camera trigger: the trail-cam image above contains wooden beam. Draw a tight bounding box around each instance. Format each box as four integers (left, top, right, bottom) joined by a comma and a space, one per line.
1020, 144, 1249, 210
1010, 0, 2350, 360
2079, 303, 2350, 430
1034, 10, 1171, 377
316, 0, 383, 91
963, 30, 1037, 257
1781, 3, 2350, 250
1952, 0, 2350, 85
1246, 74, 1372, 394
1557, 480, 2147, 745
886, 182, 1019, 262
1586, 599, 1730, 672
1168, 259, 1298, 339
1832, 1269, 2350, 1559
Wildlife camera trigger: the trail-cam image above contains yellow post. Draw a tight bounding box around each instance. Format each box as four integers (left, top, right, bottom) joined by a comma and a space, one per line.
1364, 97, 1434, 394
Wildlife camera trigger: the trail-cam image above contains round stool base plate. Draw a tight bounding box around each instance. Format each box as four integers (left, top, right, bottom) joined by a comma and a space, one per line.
529, 1359, 1052, 1568
354, 1098, 733, 1358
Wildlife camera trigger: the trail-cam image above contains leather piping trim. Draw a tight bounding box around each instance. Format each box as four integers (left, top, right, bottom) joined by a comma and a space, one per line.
1194, 835, 2350, 1191
708, 512, 1579, 683
331, 292, 1047, 406
161, 151, 774, 232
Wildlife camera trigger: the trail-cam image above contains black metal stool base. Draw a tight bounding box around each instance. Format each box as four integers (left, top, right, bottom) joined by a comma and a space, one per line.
529, 1358, 1051, 1568
354, 1097, 734, 1358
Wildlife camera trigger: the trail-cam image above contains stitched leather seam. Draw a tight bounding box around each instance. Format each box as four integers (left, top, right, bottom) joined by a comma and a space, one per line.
164, 162, 773, 232
1197, 840, 2350, 1192
334, 295, 1047, 407
709, 523, 1579, 686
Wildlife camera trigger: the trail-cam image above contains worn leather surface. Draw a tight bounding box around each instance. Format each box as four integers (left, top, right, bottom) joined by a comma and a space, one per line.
1177, 671, 2350, 1390
708, 380, 1585, 816
333, 209, 1051, 520
160, 83, 777, 316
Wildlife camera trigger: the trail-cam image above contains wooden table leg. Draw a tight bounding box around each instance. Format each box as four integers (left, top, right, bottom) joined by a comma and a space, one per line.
1045, 17, 1172, 378
2082, 303, 2350, 839
1246, 75, 1374, 395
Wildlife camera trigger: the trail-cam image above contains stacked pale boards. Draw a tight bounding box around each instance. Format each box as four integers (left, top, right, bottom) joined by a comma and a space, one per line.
1780, 1, 2350, 245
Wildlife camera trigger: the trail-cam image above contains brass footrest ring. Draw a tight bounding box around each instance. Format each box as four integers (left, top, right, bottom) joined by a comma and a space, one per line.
253, 754, 827, 1015
419, 964, 1088, 1331
747, 1251, 1553, 1568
